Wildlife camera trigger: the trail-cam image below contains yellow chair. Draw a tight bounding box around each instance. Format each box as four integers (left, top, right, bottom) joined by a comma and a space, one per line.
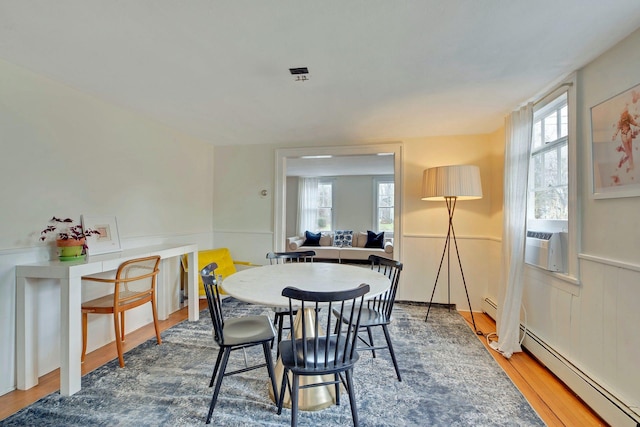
181, 248, 257, 297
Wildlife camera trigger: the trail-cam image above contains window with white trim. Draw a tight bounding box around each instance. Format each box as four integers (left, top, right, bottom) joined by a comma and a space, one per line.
375, 177, 394, 232
528, 93, 568, 228
317, 180, 333, 231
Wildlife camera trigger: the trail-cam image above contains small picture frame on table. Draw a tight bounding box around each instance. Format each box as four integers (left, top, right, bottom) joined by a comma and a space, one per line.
81, 215, 122, 255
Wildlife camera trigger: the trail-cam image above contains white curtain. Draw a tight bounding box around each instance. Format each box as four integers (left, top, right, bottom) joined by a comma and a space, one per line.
297, 177, 319, 235
491, 103, 533, 359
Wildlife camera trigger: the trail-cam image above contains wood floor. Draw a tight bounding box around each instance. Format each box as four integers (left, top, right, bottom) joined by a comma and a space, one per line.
1, 302, 608, 426
459, 311, 608, 427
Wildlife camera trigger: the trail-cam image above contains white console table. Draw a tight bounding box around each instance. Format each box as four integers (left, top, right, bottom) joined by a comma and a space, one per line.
16, 243, 198, 396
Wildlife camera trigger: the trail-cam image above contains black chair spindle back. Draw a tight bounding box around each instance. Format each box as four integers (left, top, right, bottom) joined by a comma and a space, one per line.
367, 255, 403, 319
201, 262, 224, 345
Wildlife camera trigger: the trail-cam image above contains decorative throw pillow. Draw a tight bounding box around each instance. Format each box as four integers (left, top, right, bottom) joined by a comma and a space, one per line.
365, 230, 385, 249
333, 230, 353, 247
319, 233, 331, 246
302, 230, 321, 246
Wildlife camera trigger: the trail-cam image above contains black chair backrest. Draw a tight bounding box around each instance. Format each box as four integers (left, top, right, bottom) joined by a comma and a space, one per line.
200, 262, 224, 345
282, 284, 369, 370
367, 255, 403, 319
266, 251, 316, 264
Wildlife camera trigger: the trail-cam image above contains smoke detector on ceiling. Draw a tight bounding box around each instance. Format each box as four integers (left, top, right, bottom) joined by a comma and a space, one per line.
289, 67, 309, 82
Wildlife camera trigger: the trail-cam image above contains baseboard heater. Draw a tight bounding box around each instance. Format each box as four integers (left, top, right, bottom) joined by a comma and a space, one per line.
482, 297, 640, 426
524, 230, 564, 272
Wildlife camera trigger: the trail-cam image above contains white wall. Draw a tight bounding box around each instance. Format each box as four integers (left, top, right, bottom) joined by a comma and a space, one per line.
0, 59, 215, 395
213, 133, 503, 306
400, 134, 502, 304
482, 29, 640, 426
285, 176, 299, 238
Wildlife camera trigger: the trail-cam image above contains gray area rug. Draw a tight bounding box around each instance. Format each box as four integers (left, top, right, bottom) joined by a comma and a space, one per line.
2, 299, 544, 426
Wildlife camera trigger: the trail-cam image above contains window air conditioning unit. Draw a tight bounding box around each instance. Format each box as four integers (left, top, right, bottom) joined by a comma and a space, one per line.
525, 231, 564, 272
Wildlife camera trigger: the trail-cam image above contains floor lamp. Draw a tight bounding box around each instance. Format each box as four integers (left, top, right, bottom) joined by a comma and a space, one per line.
422, 165, 483, 334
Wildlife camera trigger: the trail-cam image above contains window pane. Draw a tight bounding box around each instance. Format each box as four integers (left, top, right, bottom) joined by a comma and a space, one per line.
378, 207, 394, 231
318, 183, 332, 208
376, 181, 394, 232
560, 105, 568, 138
534, 188, 568, 220
544, 111, 558, 143
317, 208, 331, 231
560, 144, 568, 185
317, 182, 332, 231
529, 93, 569, 232
543, 150, 558, 187
378, 183, 394, 207
533, 154, 544, 188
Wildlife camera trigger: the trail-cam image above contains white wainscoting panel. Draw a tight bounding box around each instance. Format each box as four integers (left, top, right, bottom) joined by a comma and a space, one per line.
511, 256, 640, 426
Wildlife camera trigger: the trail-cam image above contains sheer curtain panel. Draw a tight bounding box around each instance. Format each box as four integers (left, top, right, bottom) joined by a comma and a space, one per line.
297, 177, 319, 235
491, 103, 532, 359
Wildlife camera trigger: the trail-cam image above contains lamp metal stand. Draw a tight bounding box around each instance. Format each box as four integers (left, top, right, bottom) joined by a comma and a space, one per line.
424, 196, 481, 335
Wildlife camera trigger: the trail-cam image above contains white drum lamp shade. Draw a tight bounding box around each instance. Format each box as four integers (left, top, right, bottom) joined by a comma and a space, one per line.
421, 165, 483, 201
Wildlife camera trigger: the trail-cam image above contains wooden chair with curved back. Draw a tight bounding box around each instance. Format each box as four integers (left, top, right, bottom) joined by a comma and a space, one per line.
81, 255, 162, 368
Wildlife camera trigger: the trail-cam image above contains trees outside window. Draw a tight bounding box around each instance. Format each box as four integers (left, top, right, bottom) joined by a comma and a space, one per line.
317, 181, 333, 231
529, 93, 568, 222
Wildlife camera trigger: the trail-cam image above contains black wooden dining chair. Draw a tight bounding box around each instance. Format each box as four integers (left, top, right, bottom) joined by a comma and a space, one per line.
200, 263, 278, 424
334, 255, 403, 381
277, 283, 369, 427
266, 250, 316, 357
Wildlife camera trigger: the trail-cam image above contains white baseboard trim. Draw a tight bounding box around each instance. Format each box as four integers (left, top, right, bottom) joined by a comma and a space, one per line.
482, 297, 640, 427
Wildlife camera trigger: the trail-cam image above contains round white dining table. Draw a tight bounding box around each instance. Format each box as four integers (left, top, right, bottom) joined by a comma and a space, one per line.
220, 262, 391, 411
220, 262, 391, 307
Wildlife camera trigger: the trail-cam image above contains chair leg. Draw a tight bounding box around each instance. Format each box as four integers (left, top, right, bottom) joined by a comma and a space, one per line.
382, 324, 401, 382
366, 326, 376, 358
209, 349, 224, 387
276, 315, 284, 359
271, 313, 279, 349
206, 347, 231, 424
277, 367, 289, 415
345, 369, 359, 427
113, 311, 125, 368
262, 342, 278, 407
81, 312, 88, 363
290, 373, 299, 427
120, 312, 125, 342
334, 373, 340, 406
151, 298, 162, 345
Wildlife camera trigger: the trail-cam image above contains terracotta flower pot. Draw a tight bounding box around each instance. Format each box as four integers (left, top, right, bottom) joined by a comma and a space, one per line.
56, 238, 86, 260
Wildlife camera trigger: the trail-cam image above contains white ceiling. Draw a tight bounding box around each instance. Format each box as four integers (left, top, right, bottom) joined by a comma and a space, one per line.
2, 1, 640, 147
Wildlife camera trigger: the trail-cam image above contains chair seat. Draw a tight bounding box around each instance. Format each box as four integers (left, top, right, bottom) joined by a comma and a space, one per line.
278, 336, 359, 374
82, 290, 148, 310
220, 315, 275, 346
334, 307, 392, 327
81, 255, 162, 369
358, 307, 393, 327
